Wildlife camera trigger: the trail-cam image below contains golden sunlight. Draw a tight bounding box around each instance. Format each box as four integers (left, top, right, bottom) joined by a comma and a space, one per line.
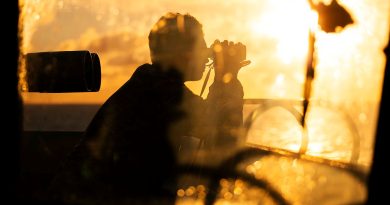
20, 0, 390, 165
19, 0, 390, 204
249, 0, 318, 65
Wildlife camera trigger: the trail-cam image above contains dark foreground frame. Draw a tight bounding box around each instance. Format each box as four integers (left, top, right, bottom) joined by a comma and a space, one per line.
5, 1, 389, 204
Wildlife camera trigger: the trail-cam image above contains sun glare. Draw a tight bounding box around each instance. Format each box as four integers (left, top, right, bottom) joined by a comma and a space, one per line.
249, 0, 318, 64
18, 0, 390, 204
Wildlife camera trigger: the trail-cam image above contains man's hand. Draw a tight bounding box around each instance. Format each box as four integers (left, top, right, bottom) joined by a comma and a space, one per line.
211, 40, 250, 82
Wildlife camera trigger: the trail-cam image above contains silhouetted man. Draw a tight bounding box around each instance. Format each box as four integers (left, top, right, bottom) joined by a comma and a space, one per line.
50, 12, 248, 204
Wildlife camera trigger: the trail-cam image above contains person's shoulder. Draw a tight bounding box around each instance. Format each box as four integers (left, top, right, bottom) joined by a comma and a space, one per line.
104, 64, 155, 99
121, 63, 164, 92
132, 63, 157, 77
128, 64, 160, 84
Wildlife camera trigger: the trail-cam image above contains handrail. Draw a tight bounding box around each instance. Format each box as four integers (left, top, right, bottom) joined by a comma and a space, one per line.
243, 99, 308, 154
243, 98, 361, 164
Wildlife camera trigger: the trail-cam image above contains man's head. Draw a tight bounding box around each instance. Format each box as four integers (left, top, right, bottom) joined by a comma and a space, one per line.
148, 13, 210, 81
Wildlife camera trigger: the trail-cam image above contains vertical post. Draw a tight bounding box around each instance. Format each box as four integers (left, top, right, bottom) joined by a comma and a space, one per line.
366, 33, 390, 205
302, 31, 315, 128
300, 30, 315, 154
3, 0, 21, 203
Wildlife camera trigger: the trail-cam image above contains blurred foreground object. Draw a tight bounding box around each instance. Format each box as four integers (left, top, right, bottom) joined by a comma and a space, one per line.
309, 0, 354, 33
25, 50, 101, 92
302, 0, 355, 130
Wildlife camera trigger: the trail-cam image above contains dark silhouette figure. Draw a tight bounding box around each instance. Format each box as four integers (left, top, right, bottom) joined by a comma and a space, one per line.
50, 12, 248, 204
308, 0, 354, 33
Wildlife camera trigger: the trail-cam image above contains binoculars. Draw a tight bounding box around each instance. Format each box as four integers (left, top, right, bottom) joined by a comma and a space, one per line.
207, 41, 248, 67
25, 50, 101, 92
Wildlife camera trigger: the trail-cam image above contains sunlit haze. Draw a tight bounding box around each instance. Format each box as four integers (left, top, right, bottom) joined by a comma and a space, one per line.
20, 0, 389, 103
19, 0, 390, 203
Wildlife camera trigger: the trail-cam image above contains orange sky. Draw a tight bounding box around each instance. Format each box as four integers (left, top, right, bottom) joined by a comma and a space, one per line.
19, 0, 390, 167
20, 0, 390, 104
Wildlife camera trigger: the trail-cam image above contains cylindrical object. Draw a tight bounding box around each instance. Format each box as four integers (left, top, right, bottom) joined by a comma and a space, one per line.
25, 50, 101, 92
90, 53, 101, 92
